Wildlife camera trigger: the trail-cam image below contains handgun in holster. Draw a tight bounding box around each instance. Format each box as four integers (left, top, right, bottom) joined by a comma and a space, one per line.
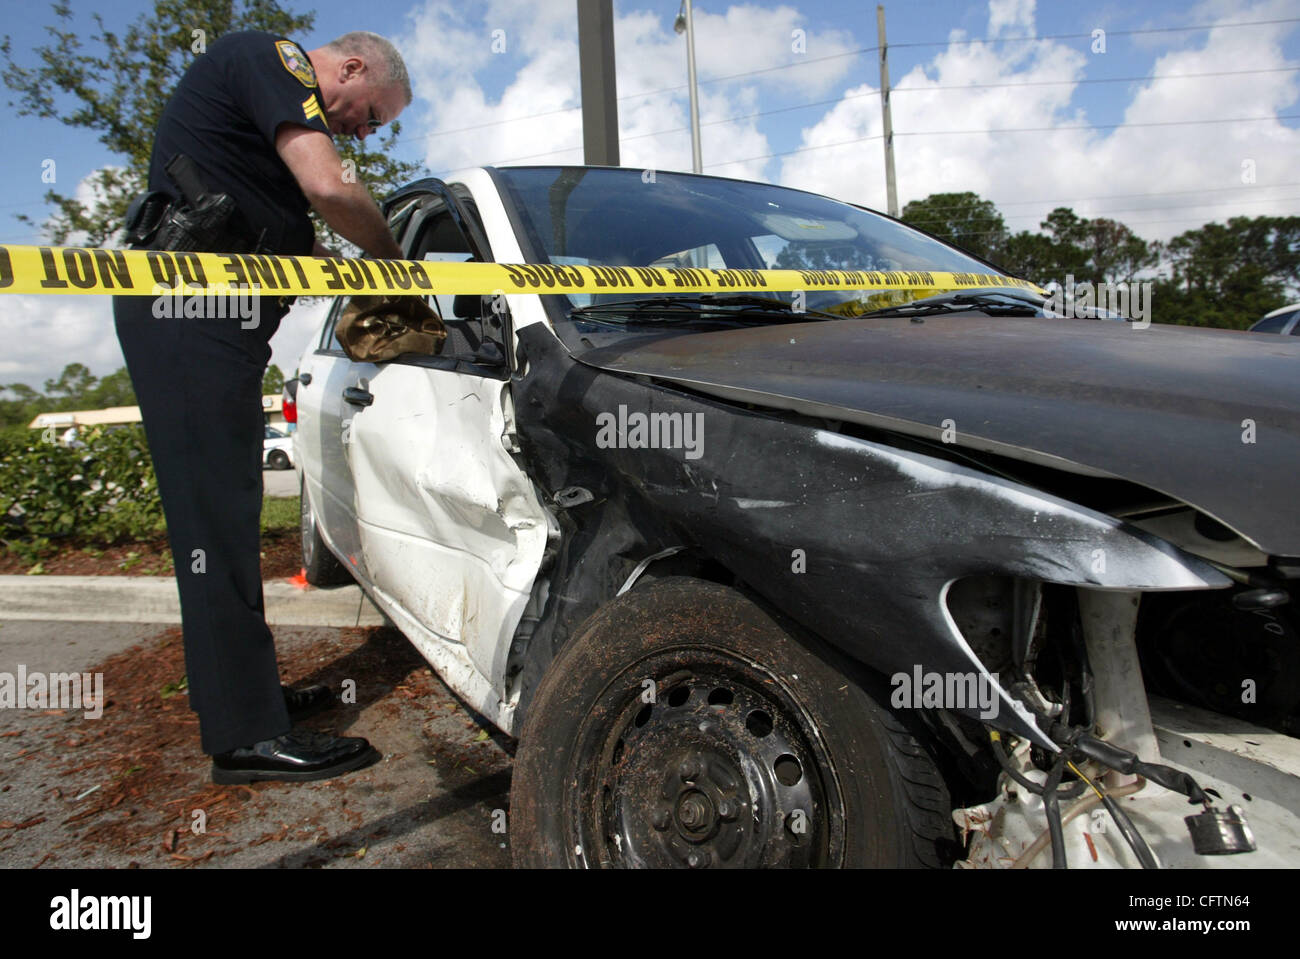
122, 154, 266, 253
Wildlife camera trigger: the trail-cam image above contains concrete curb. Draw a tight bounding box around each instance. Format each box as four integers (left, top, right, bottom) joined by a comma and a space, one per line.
0, 575, 386, 627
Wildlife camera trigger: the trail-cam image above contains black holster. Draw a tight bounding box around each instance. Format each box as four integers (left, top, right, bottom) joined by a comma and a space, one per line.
123, 154, 266, 253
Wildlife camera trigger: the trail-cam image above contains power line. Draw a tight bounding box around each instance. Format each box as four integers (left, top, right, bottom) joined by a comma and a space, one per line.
487, 109, 1299, 170
893, 65, 1300, 94
701, 134, 884, 169
632, 46, 878, 96
411, 18, 1299, 142
896, 113, 1300, 138
888, 16, 1300, 49
615, 66, 1300, 146
413, 58, 1298, 143
484, 144, 587, 166
407, 46, 880, 142
701, 115, 1300, 169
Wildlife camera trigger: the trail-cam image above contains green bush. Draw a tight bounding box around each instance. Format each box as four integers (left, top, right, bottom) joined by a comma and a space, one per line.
0, 423, 165, 555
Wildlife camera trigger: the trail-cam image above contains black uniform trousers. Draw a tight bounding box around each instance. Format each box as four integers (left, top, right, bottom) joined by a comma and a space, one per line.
113, 292, 292, 755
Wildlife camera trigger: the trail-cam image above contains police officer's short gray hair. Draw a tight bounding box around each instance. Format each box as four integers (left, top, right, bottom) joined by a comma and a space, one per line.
326, 31, 412, 105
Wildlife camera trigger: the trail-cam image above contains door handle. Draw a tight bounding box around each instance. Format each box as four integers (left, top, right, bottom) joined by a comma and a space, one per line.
343, 386, 374, 407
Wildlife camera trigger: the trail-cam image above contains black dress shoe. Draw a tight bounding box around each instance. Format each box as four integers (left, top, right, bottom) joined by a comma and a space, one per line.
211, 728, 380, 784
282, 683, 333, 722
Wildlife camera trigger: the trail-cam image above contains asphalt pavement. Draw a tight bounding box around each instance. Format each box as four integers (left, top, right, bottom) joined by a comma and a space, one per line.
262, 466, 298, 498
0, 577, 514, 869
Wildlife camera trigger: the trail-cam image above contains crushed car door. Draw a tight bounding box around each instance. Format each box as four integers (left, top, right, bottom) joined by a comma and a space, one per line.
297, 296, 366, 572
343, 182, 550, 719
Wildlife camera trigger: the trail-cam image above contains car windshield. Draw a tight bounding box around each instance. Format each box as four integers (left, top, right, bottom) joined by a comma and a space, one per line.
492, 166, 1034, 347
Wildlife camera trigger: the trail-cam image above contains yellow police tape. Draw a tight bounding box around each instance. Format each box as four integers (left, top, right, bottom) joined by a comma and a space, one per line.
0, 243, 1045, 298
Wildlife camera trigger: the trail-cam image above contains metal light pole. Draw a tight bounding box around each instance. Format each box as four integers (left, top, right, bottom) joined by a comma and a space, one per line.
674, 0, 703, 173
877, 4, 899, 216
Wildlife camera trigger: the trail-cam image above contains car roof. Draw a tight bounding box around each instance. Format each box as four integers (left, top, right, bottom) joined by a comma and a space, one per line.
1261, 303, 1300, 319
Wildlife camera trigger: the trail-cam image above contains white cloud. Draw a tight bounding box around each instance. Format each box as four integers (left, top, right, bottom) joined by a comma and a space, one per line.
400, 0, 856, 176
0, 292, 323, 398
269, 297, 331, 377
685, 4, 859, 96
988, 0, 1036, 38
0, 296, 119, 389
778, 0, 1300, 242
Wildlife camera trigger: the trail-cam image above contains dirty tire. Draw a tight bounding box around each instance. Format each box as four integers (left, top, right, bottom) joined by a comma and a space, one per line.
268, 449, 291, 470
510, 578, 952, 868
300, 474, 352, 587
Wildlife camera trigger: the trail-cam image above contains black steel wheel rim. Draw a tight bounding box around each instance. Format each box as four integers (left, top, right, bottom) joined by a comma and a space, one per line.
566, 645, 846, 868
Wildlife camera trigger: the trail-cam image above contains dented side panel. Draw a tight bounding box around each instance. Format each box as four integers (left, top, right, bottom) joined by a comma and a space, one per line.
346, 360, 549, 725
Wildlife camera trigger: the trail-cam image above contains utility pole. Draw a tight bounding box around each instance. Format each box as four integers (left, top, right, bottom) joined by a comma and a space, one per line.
877, 4, 899, 216
577, 0, 620, 166
676, 0, 703, 173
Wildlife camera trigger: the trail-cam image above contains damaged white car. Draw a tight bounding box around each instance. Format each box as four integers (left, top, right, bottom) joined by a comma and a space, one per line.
294, 165, 1300, 868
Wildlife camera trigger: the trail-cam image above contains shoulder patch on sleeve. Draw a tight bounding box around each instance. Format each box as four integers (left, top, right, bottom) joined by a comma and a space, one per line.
302, 92, 326, 124
276, 40, 318, 88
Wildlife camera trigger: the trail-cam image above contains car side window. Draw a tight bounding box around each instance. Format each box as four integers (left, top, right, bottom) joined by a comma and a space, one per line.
315, 199, 417, 356
1251, 311, 1295, 334
318, 296, 346, 352
313, 193, 505, 371
404, 200, 504, 365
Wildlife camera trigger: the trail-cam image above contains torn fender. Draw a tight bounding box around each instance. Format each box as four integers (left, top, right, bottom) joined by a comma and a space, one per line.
573, 315, 1300, 556
511, 326, 1229, 746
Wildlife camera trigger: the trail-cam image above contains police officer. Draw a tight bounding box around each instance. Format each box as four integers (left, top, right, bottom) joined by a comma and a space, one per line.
113, 30, 409, 783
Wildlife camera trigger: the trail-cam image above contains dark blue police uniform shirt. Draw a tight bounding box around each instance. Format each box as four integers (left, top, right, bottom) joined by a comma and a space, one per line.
147, 31, 332, 255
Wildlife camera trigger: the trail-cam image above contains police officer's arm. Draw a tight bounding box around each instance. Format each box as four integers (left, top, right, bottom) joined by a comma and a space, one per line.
276, 125, 402, 259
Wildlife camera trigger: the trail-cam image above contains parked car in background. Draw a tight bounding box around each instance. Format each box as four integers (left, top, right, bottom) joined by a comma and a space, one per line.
263, 425, 293, 470
295, 165, 1299, 869
1249, 303, 1300, 335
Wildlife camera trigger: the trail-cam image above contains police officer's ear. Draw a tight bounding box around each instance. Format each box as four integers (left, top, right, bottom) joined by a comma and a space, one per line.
338, 56, 367, 83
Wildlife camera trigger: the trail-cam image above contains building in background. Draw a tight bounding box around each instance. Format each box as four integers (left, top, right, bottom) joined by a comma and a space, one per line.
30, 396, 288, 440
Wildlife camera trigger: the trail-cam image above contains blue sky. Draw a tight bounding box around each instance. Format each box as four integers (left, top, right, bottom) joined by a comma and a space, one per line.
0, 0, 1297, 388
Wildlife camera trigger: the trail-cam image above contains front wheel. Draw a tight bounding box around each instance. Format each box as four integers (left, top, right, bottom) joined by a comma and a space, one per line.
510, 578, 953, 868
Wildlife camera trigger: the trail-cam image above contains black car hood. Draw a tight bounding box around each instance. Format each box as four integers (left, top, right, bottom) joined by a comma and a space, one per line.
575, 315, 1300, 556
